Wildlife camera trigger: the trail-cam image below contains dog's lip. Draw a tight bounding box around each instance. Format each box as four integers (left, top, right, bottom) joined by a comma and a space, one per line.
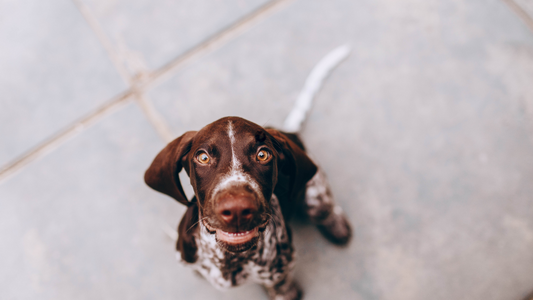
216, 227, 259, 244
202, 219, 216, 233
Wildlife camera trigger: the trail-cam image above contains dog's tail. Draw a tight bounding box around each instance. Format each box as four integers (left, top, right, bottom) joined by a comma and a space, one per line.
282, 45, 351, 133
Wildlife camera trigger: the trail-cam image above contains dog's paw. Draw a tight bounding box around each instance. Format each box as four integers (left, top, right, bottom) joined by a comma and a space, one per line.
316, 206, 352, 246
266, 280, 302, 300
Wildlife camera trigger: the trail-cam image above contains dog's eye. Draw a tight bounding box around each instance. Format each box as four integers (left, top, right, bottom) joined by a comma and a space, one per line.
257, 150, 269, 162
197, 152, 210, 164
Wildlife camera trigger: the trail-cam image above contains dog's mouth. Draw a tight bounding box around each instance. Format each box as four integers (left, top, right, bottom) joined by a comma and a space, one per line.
216, 227, 259, 244
202, 219, 269, 252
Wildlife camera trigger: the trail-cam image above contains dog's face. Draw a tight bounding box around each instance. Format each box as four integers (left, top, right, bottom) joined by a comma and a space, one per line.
185, 117, 279, 252
145, 116, 317, 258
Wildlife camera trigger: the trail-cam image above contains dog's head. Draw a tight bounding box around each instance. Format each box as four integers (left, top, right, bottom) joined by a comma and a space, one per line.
145, 117, 316, 257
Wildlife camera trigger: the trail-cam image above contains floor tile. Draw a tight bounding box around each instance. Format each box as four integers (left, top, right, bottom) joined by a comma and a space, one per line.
80, 0, 271, 72
0, 0, 126, 168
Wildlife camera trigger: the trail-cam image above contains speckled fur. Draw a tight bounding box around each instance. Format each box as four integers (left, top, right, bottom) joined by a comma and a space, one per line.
304, 168, 351, 245
304, 168, 335, 222
180, 194, 299, 299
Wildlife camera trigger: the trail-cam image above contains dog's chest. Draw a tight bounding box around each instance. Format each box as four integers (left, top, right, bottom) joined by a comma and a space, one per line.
183, 195, 294, 290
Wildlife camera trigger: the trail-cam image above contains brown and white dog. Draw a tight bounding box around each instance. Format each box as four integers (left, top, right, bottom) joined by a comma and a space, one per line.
144, 46, 352, 300
144, 117, 351, 299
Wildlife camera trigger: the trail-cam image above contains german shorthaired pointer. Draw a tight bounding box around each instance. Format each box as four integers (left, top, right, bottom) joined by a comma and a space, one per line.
145, 116, 352, 299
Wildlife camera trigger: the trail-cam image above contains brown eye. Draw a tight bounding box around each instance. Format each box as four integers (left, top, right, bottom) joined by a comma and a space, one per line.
197, 152, 210, 164
257, 149, 269, 162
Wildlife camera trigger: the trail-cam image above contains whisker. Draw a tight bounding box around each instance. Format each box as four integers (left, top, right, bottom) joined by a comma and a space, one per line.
187, 217, 208, 233
261, 118, 272, 127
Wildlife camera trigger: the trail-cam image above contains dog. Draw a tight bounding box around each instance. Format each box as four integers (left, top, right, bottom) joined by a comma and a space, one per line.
144, 116, 352, 299
145, 45, 352, 299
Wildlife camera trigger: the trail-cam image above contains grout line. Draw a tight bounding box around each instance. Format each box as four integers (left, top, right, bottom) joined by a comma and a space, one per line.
134, 92, 175, 143
502, 0, 533, 32
133, 89, 175, 144
71, 0, 131, 84
132, 0, 296, 138
0, 0, 295, 182
0, 91, 134, 183
134, 0, 296, 139
72, 0, 175, 143
141, 0, 295, 90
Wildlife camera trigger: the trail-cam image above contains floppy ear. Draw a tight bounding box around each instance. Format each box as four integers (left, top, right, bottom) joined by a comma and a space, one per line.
176, 196, 199, 263
266, 129, 317, 214
144, 131, 197, 206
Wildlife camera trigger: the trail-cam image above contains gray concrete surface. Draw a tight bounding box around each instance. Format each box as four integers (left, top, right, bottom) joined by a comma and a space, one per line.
79, 0, 270, 71
1, 0, 533, 299
0, 0, 126, 167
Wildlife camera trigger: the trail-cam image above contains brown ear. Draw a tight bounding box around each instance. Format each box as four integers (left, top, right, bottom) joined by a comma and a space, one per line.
267, 128, 317, 204
177, 197, 199, 263
144, 131, 197, 206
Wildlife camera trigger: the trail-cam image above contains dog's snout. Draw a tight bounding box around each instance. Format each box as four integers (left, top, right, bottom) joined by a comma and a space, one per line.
216, 192, 258, 228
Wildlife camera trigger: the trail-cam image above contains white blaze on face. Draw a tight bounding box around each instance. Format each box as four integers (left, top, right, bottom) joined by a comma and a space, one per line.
211, 121, 260, 197
228, 121, 242, 177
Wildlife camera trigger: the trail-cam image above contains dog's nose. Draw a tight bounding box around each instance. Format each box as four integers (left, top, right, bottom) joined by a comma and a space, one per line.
216, 194, 258, 228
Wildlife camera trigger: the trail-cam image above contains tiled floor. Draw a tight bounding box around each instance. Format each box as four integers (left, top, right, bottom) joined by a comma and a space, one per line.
1, 0, 533, 299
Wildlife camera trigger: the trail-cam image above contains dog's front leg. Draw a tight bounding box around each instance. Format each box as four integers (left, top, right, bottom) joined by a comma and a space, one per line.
304, 168, 352, 245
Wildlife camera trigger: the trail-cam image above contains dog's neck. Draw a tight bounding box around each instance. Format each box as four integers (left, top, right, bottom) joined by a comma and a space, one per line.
186, 195, 294, 289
